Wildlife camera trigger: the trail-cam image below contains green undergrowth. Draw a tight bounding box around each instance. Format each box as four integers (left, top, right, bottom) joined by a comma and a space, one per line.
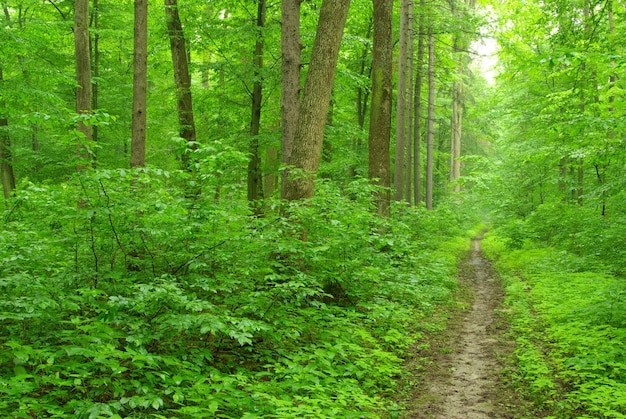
0, 170, 473, 418
483, 232, 626, 418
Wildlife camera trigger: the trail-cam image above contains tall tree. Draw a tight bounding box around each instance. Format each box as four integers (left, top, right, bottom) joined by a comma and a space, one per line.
425, 24, 435, 210
74, 0, 92, 169
91, 0, 100, 166
165, 0, 197, 172
404, 0, 414, 204
368, 0, 393, 216
356, 18, 373, 131
0, 67, 16, 199
413, 0, 426, 205
448, 0, 475, 192
131, 0, 147, 169
280, 0, 302, 199
282, 0, 351, 202
393, 0, 410, 201
449, 64, 463, 192
247, 0, 266, 213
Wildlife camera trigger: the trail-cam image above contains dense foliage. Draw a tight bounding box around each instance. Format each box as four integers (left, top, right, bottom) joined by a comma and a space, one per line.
0, 168, 475, 417
483, 232, 626, 418
478, 0, 626, 416
2, 0, 625, 416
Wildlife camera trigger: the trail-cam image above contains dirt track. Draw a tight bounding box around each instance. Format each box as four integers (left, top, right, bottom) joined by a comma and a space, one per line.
405, 235, 518, 418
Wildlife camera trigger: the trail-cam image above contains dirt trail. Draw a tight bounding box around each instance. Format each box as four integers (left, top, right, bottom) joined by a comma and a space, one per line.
405, 235, 517, 418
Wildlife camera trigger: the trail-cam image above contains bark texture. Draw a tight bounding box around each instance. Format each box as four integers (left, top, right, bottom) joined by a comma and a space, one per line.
247, 0, 266, 210
280, 0, 302, 199
425, 25, 435, 210
368, 0, 393, 216
405, 0, 414, 205
413, 0, 425, 205
74, 0, 92, 168
393, 0, 409, 202
282, 0, 351, 201
165, 0, 197, 171
131, 0, 147, 168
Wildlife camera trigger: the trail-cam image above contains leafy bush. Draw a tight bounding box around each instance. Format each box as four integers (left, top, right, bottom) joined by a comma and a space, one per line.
0, 171, 471, 417
484, 232, 626, 418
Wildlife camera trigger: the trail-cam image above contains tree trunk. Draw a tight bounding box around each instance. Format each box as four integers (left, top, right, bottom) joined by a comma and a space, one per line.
91, 0, 99, 168
247, 0, 266, 214
393, 0, 409, 202
280, 0, 302, 199
131, 0, 147, 168
282, 0, 351, 201
0, 67, 16, 199
449, 73, 462, 192
356, 19, 373, 131
404, 0, 414, 205
413, 0, 425, 205
425, 24, 435, 210
165, 0, 197, 171
368, 0, 393, 216
74, 0, 92, 169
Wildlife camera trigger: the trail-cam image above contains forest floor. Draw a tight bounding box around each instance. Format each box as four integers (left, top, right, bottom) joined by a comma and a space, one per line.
402, 234, 528, 418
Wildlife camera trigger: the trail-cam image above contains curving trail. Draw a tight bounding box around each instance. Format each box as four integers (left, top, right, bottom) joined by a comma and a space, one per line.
406, 235, 517, 419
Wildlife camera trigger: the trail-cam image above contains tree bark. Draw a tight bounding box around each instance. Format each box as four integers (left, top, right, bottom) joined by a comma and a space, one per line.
413, 0, 425, 205
405, 0, 414, 205
282, 0, 351, 202
280, 0, 302, 199
425, 24, 435, 210
0, 67, 16, 199
393, 0, 409, 202
74, 0, 92, 169
449, 72, 462, 192
356, 19, 372, 131
368, 0, 393, 216
91, 0, 99, 168
165, 0, 197, 172
131, 0, 147, 168
247, 0, 266, 213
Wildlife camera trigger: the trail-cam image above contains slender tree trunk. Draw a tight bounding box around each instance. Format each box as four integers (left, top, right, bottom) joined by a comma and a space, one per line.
247, 0, 266, 213
449, 73, 462, 192
0, 67, 16, 199
413, 0, 425, 205
405, 0, 414, 205
280, 0, 302, 199
349, 19, 372, 179
282, 0, 351, 201
74, 0, 92, 169
131, 0, 147, 168
165, 0, 197, 171
356, 19, 373, 131
368, 0, 393, 216
393, 0, 409, 202
425, 24, 435, 210
91, 0, 99, 167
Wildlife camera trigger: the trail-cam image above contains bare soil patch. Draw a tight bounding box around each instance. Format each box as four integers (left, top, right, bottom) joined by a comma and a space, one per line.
402, 235, 523, 418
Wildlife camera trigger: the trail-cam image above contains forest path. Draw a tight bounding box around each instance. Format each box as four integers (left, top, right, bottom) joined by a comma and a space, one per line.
404, 234, 519, 418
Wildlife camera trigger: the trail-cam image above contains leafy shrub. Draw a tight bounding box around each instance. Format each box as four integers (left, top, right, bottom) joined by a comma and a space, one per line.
484, 232, 626, 418
0, 172, 471, 417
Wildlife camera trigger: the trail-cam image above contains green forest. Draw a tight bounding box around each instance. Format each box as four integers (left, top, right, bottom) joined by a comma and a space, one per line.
1, 0, 624, 417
